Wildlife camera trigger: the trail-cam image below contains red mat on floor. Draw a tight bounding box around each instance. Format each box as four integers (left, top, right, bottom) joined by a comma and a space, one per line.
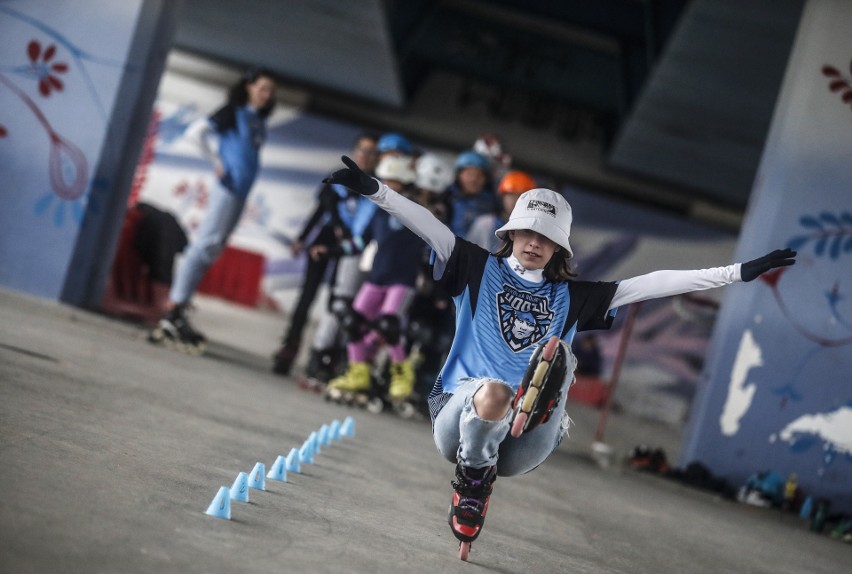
197, 246, 265, 307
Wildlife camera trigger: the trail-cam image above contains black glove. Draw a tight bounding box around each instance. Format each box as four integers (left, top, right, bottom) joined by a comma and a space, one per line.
740, 248, 797, 282
323, 156, 379, 196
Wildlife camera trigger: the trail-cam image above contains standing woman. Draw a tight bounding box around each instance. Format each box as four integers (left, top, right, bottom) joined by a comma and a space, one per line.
151, 67, 277, 353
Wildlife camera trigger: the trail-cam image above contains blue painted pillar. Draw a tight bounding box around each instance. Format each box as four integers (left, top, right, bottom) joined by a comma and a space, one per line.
681, 0, 852, 512
0, 0, 180, 305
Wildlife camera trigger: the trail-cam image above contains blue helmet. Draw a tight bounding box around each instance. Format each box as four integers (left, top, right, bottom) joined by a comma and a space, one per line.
454, 150, 490, 172
377, 132, 414, 155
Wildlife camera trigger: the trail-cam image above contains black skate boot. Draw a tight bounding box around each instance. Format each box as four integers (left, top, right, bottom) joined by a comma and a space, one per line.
298, 348, 335, 392
148, 305, 207, 355
510, 336, 571, 438
448, 464, 497, 560
272, 339, 299, 376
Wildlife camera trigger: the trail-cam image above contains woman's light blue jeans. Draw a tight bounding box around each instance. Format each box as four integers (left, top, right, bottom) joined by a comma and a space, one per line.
169, 183, 246, 305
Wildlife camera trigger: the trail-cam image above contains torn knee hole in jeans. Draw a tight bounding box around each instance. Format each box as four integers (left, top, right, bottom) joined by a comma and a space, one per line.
462, 402, 512, 426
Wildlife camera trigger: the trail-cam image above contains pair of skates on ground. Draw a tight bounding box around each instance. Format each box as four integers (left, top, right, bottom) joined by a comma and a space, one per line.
449, 336, 570, 561
323, 353, 423, 419
147, 305, 208, 355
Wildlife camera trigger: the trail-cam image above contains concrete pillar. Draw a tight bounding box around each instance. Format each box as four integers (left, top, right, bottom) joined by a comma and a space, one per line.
681, 0, 852, 512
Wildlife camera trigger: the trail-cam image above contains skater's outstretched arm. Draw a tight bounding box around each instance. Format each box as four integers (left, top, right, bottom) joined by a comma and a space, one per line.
185, 117, 224, 178
324, 156, 456, 263
609, 249, 796, 309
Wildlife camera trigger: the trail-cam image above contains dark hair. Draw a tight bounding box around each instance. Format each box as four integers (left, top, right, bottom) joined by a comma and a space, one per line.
227, 67, 276, 118
353, 131, 379, 147
494, 238, 576, 282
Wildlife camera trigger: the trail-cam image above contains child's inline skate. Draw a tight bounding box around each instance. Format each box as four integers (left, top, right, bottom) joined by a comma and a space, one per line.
324, 361, 384, 411
448, 463, 497, 561
386, 357, 420, 418
148, 305, 207, 355
510, 336, 572, 438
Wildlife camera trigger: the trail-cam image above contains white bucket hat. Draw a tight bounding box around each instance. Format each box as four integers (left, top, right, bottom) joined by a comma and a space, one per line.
495, 188, 573, 257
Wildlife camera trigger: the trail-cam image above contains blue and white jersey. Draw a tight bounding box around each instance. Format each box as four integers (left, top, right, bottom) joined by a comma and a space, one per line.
211, 105, 266, 198
428, 238, 618, 418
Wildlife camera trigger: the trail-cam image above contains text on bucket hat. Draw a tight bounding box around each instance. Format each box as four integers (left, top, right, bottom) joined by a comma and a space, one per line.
494, 189, 573, 257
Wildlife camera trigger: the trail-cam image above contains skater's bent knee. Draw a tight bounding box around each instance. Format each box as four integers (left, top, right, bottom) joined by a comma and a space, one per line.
472, 381, 513, 421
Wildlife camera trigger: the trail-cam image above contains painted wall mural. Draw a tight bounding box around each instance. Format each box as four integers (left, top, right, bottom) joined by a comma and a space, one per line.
683, 0, 852, 512
0, 0, 142, 298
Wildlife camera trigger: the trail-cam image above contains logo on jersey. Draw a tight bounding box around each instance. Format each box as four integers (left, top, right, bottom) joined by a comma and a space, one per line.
496, 285, 553, 352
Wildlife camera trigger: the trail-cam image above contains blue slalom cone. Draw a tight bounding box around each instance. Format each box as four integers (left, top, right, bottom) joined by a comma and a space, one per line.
286, 448, 301, 473
319, 424, 330, 446
310, 431, 321, 454
206, 486, 231, 519
330, 419, 342, 442
230, 472, 250, 503
267, 455, 287, 482
250, 462, 266, 491
300, 439, 314, 464
341, 416, 355, 437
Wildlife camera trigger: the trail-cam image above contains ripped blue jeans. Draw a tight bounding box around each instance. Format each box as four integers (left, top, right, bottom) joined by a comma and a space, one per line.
432, 375, 573, 477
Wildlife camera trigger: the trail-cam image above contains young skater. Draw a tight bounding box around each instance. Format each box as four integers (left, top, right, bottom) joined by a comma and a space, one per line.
445, 150, 499, 239
151, 67, 277, 353
323, 156, 797, 560
272, 133, 379, 376
326, 155, 425, 403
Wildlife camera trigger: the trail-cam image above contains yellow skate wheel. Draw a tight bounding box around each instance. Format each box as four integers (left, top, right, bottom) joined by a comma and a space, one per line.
521, 386, 540, 412
530, 361, 550, 389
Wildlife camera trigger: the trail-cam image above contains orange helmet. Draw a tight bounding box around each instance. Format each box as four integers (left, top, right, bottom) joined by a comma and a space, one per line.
498, 171, 536, 195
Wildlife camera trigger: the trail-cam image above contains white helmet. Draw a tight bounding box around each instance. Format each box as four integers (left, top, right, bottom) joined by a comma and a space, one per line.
415, 153, 453, 193
473, 133, 511, 169
375, 155, 416, 184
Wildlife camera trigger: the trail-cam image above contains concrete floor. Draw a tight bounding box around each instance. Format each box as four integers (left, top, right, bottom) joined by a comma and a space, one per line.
1, 287, 848, 573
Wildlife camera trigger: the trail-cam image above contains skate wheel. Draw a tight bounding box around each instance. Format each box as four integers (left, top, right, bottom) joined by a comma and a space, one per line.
542, 336, 559, 362
521, 386, 539, 412
530, 360, 550, 388
366, 397, 384, 414
395, 401, 416, 419
511, 411, 528, 438
458, 541, 470, 561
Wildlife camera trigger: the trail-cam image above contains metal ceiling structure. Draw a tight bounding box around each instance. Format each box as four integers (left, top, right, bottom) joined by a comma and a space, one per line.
173, 0, 806, 220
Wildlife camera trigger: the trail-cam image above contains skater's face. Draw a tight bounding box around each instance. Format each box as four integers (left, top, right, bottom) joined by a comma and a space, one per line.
246, 75, 277, 109
458, 167, 486, 196
352, 137, 379, 172
509, 229, 559, 270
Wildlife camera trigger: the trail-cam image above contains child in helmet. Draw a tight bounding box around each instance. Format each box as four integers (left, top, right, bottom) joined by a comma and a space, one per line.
300, 132, 414, 382
473, 133, 512, 181
468, 170, 537, 252
323, 155, 797, 559
376, 132, 415, 158
445, 150, 500, 239
326, 155, 428, 401
272, 133, 379, 376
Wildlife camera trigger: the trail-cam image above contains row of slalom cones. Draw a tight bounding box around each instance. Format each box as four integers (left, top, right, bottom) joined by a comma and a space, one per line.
205, 416, 355, 520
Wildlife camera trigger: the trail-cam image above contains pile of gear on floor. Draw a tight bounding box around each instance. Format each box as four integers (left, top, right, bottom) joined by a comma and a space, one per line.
627, 445, 852, 544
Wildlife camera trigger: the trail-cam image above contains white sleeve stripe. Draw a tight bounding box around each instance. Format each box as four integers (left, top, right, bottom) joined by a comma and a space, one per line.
609, 264, 741, 310
369, 181, 456, 264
